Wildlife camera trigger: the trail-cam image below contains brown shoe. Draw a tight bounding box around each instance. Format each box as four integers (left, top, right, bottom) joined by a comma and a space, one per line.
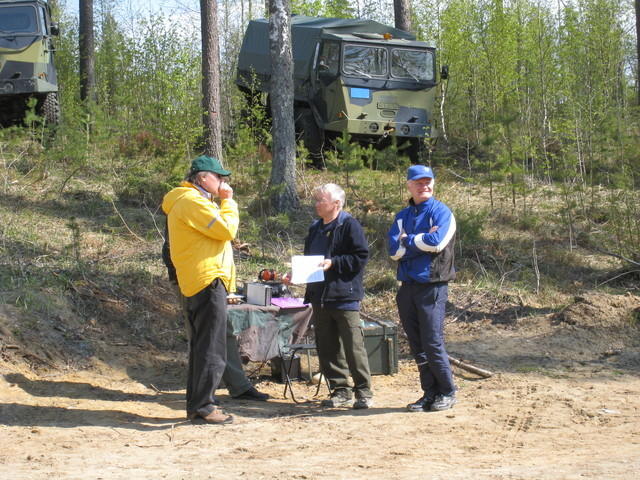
200, 407, 233, 425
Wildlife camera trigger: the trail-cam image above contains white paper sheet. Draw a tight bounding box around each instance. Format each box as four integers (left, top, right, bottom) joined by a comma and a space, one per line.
291, 255, 325, 284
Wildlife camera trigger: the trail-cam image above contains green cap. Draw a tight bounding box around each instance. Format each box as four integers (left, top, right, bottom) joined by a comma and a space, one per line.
189, 155, 231, 176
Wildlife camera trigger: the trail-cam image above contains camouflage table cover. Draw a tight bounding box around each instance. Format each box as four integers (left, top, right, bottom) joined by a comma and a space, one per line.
227, 304, 312, 362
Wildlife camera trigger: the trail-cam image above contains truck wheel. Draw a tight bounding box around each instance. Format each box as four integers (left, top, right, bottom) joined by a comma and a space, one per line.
41, 92, 60, 125
297, 108, 324, 168
403, 138, 422, 164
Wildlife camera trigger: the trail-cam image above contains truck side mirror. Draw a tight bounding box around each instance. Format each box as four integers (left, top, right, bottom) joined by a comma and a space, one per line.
50, 23, 60, 36
440, 65, 449, 80
317, 63, 338, 80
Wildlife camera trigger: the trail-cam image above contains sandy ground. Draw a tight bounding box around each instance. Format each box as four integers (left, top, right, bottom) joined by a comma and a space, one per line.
1, 293, 639, 479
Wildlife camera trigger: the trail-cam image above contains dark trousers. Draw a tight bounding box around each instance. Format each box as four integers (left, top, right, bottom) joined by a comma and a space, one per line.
176, 285, 252, 397
185, 279, 228, 416
396, 282, 455, 396
313, 307, 372, 399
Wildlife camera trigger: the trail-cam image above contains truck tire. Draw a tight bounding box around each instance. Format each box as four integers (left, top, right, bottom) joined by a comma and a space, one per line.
41, 92, 60, 125
296, 108, 324, 168
401, 138, 423, 164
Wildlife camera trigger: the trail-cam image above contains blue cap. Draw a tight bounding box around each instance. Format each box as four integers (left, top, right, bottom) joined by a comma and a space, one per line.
407, 165, 435, 181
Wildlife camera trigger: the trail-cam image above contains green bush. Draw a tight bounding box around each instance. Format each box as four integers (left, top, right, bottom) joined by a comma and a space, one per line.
455, 207, 488, 252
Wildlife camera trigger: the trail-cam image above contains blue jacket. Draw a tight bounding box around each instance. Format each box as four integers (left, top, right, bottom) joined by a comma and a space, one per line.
388, 197, 456, 284
303, 211, 368, 304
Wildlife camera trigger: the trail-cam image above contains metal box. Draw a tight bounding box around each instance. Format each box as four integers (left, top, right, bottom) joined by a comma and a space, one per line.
270, 354, 301, 382
363, 317, 398, 375
245, 282, 272, 306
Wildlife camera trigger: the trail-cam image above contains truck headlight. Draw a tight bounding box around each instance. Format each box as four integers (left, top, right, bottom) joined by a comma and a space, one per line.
369, 123, 379, 132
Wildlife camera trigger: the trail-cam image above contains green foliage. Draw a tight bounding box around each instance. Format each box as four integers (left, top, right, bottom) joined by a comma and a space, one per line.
12, 7, 204, 215
11, 0, 637, 266
291, 0, 356, 18
291, 0, 324, 17
114, 167, 174, 207
323, 0, 356, 18
602, 190, 640, 262
455, 207, 488, 252
225, 119, 272, 197
372, 138, 411, 172
23, 98, 42, 130
325, 132, 368, 189
365, 272, 398, 294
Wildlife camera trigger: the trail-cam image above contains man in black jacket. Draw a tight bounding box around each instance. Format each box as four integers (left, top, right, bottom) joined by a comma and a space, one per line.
303, 183, 373, 409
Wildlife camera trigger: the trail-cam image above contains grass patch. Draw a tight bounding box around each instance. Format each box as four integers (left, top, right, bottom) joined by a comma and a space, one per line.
2, 132, 637, 372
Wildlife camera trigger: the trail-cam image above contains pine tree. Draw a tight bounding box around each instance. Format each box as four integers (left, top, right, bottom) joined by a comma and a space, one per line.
268, 0, 299, 212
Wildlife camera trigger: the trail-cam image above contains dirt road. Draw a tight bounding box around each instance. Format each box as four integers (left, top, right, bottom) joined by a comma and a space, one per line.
1, 293, 639, 479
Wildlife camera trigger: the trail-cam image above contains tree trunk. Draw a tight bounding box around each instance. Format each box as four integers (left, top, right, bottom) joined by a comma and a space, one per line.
267, 0, 299, 212
200, 0, 223, 160
78, 0, 95, 103
394, 0, 412, 33
635, 0, 640, 105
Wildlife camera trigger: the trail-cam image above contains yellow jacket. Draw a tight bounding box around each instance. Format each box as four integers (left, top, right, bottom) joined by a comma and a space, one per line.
162, 181, 239, 297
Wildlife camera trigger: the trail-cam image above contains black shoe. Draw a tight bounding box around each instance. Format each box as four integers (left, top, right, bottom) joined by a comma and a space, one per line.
406, 393, 436, 412
232, 386, 270, 401
353, 397, 374, 409
430, 393, 456, 411
320, 390, 353, 408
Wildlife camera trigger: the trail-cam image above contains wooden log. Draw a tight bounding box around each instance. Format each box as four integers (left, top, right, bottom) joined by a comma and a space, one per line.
360, 312, 494, 378
449, 355, 493, 378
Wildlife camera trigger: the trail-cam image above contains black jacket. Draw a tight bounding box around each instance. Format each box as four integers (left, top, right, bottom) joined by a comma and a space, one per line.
162, 219, 178, 283
303, 211, 368, 305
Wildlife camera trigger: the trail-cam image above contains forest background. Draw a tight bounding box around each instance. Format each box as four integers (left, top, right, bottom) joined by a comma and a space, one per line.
10, 0, 638, 258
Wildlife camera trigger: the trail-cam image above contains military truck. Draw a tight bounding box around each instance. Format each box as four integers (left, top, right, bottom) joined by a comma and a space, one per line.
0, 0, 60, 126
236, 16, 447, 164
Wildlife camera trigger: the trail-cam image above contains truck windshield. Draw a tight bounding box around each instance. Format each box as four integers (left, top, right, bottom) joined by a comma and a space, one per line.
0, 6, 39, 34
343, 44, 387, 78
391, 49, 434, 82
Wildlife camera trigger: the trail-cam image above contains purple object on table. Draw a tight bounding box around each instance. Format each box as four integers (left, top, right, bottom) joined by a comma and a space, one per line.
271, 297, 307, 309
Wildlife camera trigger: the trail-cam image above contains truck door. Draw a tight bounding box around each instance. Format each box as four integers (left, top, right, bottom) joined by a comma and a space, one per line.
312, 40, 340, 126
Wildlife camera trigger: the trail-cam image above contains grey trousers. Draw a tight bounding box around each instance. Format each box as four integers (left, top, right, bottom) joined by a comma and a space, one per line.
313, 306, 373, 399
175, 284, 252, 398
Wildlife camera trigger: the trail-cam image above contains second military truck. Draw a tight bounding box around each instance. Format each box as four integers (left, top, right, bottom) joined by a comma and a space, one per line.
236, 16, 446, 164
0, 0, 60, 126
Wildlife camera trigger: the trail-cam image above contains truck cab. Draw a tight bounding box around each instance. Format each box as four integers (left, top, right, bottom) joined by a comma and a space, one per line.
311, 33, 437, 144
237, 16, 443, 164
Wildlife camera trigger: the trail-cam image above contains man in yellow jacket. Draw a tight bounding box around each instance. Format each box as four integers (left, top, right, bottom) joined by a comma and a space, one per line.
162, 155, 238, 424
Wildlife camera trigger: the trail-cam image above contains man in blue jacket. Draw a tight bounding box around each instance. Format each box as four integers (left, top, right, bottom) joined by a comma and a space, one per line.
388, 165, 457, 412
